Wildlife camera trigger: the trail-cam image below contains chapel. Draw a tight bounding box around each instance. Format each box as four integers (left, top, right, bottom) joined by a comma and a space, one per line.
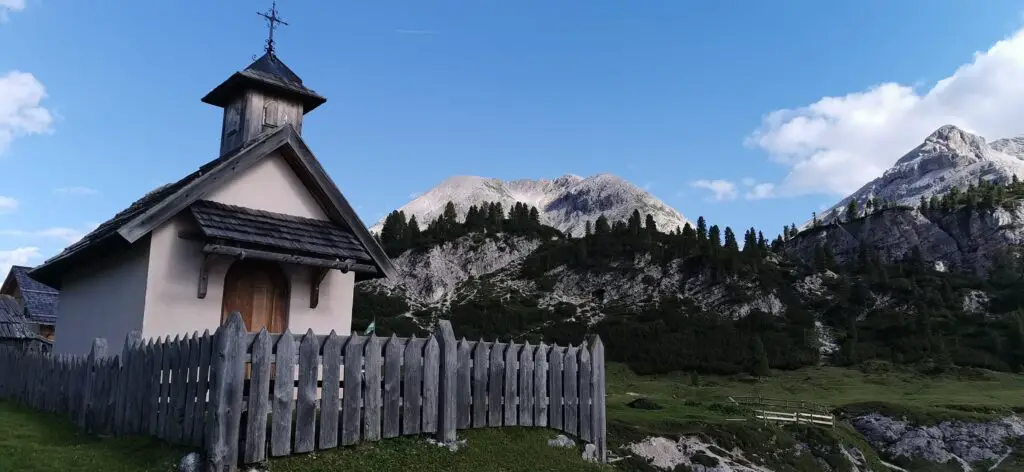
30, 11, 395, 355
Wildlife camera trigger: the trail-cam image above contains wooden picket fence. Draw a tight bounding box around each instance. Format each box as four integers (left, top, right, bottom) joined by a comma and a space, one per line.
0, 313, 607, 471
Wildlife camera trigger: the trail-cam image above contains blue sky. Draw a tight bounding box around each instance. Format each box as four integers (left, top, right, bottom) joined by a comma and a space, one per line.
2, 0, 1024, 272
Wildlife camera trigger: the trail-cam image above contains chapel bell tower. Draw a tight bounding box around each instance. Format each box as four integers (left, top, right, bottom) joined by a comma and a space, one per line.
201, 2, 327, 156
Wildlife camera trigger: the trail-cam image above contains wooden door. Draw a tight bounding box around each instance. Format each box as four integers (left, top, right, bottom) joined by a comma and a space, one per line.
221, 259, 289, 333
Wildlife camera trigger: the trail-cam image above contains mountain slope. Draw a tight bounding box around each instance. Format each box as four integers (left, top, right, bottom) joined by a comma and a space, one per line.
371, 174, 690, 236
813, 125, 1024, 226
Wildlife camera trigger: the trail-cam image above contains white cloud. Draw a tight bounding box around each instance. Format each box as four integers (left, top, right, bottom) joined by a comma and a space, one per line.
691, 179, 737, 201
693, 178, 776, 201
53, 186, 99, 195
746, 183, 776, 200
0, 225, 92, 244
747, 27, 1024, 197
0, 0, 25, 22
0, 70, 53, 154
0, 246, 40, 277
0, 196, 16, 212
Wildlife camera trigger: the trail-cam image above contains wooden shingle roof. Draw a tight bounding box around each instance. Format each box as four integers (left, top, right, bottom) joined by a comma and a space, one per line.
202, 52, 326, 113
0, 295, 36, 340
6, 266, 58, 324
30, 125, 395, 287
190, 200, 374, 264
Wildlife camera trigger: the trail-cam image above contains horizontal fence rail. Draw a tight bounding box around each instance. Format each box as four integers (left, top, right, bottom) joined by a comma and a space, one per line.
753, 409, 836, 427
0, 313, 607, 471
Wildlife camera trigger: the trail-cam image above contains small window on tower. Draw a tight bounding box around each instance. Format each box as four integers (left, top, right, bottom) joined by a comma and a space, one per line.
224, 103, 241, 137
263, 101, 279, 130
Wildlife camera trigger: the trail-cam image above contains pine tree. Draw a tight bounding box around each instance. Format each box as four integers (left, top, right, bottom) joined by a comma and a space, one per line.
584, 220, 592, 237
681, 223, 697, 254
696, 217, 708, 244
407, 215, 421, 245
644, 214, 657, 234
628, 209, 643, 236
723, 227, 739, 252
845, 200, 859, 222
594, 215, 611, 235
708, 225, 722, 249
742, 228, 758, 255
752, 337, 770, 377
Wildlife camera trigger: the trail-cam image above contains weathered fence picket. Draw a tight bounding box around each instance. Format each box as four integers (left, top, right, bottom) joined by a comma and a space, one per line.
0, 314, 608, 472
455, 338, 471, 430
382, 335, 402, 439
270, 329, 296, 457
471, 340, 488, 428
401, 336, 423, 436
319, 331, 345, 449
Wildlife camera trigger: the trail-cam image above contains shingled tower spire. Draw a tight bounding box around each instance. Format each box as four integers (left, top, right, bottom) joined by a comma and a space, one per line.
201, 2, 326, 156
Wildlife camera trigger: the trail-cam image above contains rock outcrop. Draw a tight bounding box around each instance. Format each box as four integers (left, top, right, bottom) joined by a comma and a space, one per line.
852, 413, 1024, 470
787, 203, 1024, 275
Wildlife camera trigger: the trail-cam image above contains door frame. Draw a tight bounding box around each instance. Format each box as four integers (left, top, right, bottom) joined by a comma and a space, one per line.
220, 258, 292, 333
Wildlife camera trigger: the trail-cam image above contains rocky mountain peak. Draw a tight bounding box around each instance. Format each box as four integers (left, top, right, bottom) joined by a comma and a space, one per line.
372, 173, 690, 236
894, 124, 988, 168
811, 126, 1024, 227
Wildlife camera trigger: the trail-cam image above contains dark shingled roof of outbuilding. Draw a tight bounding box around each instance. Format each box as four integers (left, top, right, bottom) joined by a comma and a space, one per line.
7, 266, 58, 324
0, 295, 36, 340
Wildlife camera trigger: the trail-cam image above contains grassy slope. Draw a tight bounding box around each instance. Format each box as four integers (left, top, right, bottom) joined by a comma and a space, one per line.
606, 362, 1024, 426
604, 362, 1024, 471
3, 362, 1023, 471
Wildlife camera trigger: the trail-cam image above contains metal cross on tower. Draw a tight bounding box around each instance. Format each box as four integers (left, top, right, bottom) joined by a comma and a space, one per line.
258, 1, 288, 55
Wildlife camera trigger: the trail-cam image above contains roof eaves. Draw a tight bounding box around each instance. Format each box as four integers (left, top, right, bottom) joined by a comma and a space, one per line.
282, 132, 397, 280
116, 126, 292, 244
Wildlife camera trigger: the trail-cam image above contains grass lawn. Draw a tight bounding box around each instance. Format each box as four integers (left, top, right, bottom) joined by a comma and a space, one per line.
0, 399, 608, 472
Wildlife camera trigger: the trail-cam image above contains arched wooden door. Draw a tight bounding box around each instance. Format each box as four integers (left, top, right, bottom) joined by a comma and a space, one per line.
221, 259, 290, 333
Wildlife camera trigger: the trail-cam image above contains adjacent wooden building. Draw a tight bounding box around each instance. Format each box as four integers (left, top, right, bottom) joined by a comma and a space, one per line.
0, 294, 51, 354
0, 265, 59, 340
30, 51, 396, 356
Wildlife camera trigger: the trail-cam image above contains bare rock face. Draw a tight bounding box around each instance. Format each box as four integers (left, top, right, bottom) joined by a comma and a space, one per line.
371, 173, 690, 237
852, 413, 1024, 468
788, 203, 1024, 275
361, 235, 542, 310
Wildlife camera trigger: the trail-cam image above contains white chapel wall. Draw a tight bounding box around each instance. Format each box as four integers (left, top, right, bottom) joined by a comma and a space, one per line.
206, 151, 328, 220
53, 241, 150, 356
141, 153, 356, 339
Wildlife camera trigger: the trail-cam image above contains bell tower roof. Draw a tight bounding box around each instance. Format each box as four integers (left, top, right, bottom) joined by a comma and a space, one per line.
201, 52, 326, 114
201, 1, 325, 114
203, 2, 326, 157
